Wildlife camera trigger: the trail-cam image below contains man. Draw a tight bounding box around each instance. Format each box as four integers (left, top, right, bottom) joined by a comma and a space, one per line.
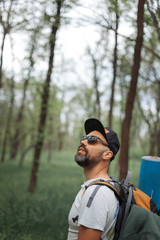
67, 118, 120, 240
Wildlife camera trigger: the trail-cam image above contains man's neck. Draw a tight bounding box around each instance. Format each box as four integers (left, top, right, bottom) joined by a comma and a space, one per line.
84, 165, 111, 181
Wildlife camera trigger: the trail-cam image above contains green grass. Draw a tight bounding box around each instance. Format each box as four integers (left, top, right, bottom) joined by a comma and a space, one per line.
0, 151, 141, 240
0, 151, 84, 240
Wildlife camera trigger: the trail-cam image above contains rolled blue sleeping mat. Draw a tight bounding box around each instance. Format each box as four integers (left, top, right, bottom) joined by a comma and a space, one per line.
138, 156, 160, 210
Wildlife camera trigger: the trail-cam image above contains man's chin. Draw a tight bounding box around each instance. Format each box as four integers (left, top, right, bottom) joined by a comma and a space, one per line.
74, 153, 86, 162
74, 154, 88, 167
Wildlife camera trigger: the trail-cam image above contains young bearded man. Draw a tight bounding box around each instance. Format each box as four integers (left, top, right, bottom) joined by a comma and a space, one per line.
67, 118, 120, 240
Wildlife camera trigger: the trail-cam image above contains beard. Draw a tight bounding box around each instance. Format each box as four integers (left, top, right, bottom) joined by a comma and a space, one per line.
74, 145, 104, 168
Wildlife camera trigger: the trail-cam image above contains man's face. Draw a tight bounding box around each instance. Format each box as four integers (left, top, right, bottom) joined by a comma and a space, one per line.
74, 130, 109, 168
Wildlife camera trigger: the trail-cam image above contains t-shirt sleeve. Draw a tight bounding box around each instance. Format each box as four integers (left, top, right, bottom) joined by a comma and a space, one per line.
78, 185, 110, 231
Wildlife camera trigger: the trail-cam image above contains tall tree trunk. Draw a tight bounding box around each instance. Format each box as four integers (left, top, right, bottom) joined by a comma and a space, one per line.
108, 0, 119, 129
87, 46, 101, 119
156, 80, 160, 156
19, 144, 35, 168
0, 32, 6, 88
1, 77, 15, 162
10, 34, 36, 160
28, 1, 62, 193
147, 1, 160, 42
149, 130, 156, 156
94, 74, 101, 119
0, 0, 13, 88
118, 0, 145, 180
92, 58, 101, 119
157, 128, 160, 156
58, 132, 63, 151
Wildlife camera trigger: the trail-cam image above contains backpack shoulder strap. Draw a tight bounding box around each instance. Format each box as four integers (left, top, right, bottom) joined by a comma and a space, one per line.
124, 171, 132, 186
82, 180, 120, 208
113, 171, 133, 240
86, 185, 102, 207
111, 176, 119, 192
87, 180, 120, 198
118, 185, 133, 240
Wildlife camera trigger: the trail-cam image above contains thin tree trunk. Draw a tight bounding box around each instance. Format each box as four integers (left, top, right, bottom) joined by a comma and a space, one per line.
47, 116, 54, 160
108, 0, 119, 129
1, 78, 15, 162
149, 130, 156, 156
47, 142, 53, 162
0, 0, 13, 88
147, 1, 160, 42
157, 81, 160, 156
58, 132, 63, 151
0, 32, 6, 88
87, 47, 101, 119
28, 1, 62, 193
10, 35, 36, 160
19, 145, 35, 168
149, 120, 159, 156
94, 75, 101, 119
92, 58, 101, 119
118, 0, 145, 180
157, 128, 160, 156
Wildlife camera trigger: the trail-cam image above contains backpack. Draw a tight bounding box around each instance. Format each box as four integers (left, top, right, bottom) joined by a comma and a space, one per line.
84, 171, 160, 240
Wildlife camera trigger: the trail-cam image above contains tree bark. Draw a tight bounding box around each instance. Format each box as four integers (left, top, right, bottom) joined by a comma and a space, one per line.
19, 145, 35, 168
87, 46, 101, 119
93, 58, 101, 120
147, 1, 160, 42
28, 1, 62, 193
149, 128, 156, 156
0, 0, 13, 88
1, 77, 15, 162
108, 0, 119, 129
118, 0, 146, 180
156, 80, 160, 156
157, 128, 160, 156
0, 32, 6, 88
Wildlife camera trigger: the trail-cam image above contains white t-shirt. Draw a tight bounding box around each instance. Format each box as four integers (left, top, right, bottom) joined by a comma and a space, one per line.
67, 178, 119, 240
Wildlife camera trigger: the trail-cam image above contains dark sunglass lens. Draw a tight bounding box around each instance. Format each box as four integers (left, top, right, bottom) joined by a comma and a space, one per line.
81, 136, 87, 142
88, 136, 97, 144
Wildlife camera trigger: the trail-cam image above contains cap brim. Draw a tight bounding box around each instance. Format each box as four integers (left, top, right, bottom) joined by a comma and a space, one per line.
84, 118, 107, 141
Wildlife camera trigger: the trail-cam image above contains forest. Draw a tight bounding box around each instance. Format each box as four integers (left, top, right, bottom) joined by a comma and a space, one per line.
0, 0, 160, 239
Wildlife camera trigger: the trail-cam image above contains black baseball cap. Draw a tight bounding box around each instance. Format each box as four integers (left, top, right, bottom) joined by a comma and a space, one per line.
84, 118, 120, 161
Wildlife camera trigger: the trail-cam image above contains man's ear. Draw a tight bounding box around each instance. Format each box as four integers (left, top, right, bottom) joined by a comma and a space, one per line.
103, 150, 113, 160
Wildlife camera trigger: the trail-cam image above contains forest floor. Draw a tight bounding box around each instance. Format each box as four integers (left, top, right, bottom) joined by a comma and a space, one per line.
0, 151, 141, 240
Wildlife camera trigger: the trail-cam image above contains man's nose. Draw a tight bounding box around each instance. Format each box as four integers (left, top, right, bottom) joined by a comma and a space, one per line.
80, 139, 87, 146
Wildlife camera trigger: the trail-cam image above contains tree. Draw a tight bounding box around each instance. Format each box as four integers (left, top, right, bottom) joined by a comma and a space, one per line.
1, 76, 15, 162
87, 46, 101, 119
137, 76, 160, 156
108, 0, 119, 129
146, 0, 160, 42
84, 33, 109, 121
118, 0, 146, 180
0, 0, 14, 88
10, 29, 38, 160
28, 0, 64, 193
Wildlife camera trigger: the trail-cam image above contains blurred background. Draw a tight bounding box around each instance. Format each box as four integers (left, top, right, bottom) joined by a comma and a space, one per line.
0, 0, 159, 239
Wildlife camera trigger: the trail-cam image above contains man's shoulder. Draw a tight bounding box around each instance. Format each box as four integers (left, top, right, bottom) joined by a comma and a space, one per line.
84, 178, 116, 195
83, 180, 117, 203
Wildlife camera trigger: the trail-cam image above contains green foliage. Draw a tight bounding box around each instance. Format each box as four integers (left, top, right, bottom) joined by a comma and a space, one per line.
0, 0, 159, 186
144, 13, 152, 25
0, 151, 83, 240
0, 151, 142, 239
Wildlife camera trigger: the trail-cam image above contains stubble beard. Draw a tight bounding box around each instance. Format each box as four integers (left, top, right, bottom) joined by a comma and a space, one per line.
74, 145, 103, 168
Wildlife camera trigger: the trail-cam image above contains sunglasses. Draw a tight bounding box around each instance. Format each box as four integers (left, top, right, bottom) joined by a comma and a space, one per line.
80, 135, 109, 147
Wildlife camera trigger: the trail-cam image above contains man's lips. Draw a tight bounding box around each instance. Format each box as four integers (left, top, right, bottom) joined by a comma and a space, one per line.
78, 146, 86, 153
